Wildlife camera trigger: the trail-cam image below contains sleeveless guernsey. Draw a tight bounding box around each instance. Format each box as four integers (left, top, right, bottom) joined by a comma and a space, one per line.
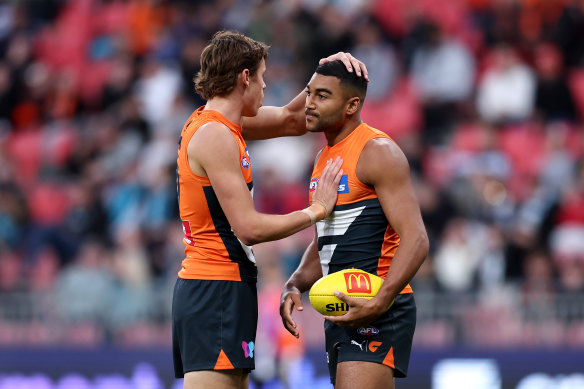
176, 107, 256, 282
309, 123, 412, 294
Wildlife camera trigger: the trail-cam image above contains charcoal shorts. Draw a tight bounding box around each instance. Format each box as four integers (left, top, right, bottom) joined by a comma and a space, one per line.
172, 277, 258, 377
325, 293, 416, 385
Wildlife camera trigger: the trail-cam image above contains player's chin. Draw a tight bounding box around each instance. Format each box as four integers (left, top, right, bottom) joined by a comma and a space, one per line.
305, 120, 319, 132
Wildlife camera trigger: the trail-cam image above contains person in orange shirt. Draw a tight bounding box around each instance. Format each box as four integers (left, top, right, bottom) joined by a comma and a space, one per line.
280, 60, 429, 389
173, 30, 368, 389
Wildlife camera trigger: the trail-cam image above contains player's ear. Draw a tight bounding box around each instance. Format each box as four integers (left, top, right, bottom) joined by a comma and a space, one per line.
241, 69, 250, 87
346, 97, 360, 115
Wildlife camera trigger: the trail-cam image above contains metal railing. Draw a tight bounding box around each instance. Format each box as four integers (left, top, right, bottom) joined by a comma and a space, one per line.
1, 287, 583, 347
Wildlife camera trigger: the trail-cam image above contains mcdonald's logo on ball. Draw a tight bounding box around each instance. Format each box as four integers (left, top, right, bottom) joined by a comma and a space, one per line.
344, 272, 372, 294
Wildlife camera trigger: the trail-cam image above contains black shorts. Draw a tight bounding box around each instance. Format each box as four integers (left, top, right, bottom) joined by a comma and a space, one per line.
172, 277, 258, 378
325, 293, 416, 385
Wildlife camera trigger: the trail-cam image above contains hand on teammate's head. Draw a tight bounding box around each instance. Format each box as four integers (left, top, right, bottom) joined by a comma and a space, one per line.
319, 52, 369, 82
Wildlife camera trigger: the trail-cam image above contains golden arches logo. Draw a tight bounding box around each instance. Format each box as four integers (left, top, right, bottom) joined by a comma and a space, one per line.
344, 272, 372, 293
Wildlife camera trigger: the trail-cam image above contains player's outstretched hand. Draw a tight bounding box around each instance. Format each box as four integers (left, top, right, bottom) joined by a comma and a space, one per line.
323, 291, 385, 328
312, 157, 343, 218
319, 52, 369, 82
280, 285, 304, 338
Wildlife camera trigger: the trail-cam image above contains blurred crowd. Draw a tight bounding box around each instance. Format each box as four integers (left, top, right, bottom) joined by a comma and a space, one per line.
1, 0, 584, 364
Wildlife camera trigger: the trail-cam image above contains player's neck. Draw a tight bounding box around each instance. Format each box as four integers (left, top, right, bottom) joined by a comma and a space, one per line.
204, 95, 243, 125
325, 116, 362, 146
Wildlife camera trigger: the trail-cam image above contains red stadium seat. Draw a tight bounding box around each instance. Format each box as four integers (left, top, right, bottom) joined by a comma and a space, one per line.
361, 77, 422, 140
498, 123, 546, 178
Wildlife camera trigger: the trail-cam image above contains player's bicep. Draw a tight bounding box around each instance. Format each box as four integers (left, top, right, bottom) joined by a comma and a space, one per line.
189, 124, 257, 230
358, 139, 425, 236
378, 177, 424, 238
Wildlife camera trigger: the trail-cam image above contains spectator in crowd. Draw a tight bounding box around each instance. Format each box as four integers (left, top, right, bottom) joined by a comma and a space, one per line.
55, 240, 114, 324
411, 20, 475, 144
433, 218, 481, 293
534, 42, 577, 123
550, 161, 584, 291
476, 44, 536, 124
350, 15, 399, 102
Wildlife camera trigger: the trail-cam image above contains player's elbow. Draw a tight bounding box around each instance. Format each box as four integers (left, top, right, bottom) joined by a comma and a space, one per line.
233, 225, 265, 246
415, 230, 430, 261
238, 235, 261, 246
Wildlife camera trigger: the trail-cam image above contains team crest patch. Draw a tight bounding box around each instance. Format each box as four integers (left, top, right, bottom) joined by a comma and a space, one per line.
309, 177, 319, 193
241, 155, 250, 169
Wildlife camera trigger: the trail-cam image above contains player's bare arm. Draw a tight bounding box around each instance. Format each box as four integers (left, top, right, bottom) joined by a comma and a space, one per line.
189, 124, 344, 245
241, 91, 307, 140
242, 52, 369, 140
324, 138, 429, 327
280, 228, 323, 338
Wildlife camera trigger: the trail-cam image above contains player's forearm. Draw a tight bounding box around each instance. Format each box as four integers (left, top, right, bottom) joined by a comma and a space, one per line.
283, 90, 308, 129
373, 230, 429, 308
241, 91, 306, 139
277, 90, 308, 137
233, 158, 342, 245
234, 204, 325, 246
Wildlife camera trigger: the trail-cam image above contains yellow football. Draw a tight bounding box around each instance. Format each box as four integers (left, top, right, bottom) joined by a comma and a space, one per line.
309, 269, 391, 316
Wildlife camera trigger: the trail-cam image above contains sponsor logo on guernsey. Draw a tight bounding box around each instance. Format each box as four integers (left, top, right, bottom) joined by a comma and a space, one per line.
344, 272, 372, 293
309, 177, 319, 193
337, 174, 349, 193
358, 326, 380, 336
242, 341, 254, 358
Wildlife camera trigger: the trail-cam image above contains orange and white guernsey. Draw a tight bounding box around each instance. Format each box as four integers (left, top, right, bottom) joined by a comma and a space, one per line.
309, 123, 412, 294
176, 107, 256, 282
